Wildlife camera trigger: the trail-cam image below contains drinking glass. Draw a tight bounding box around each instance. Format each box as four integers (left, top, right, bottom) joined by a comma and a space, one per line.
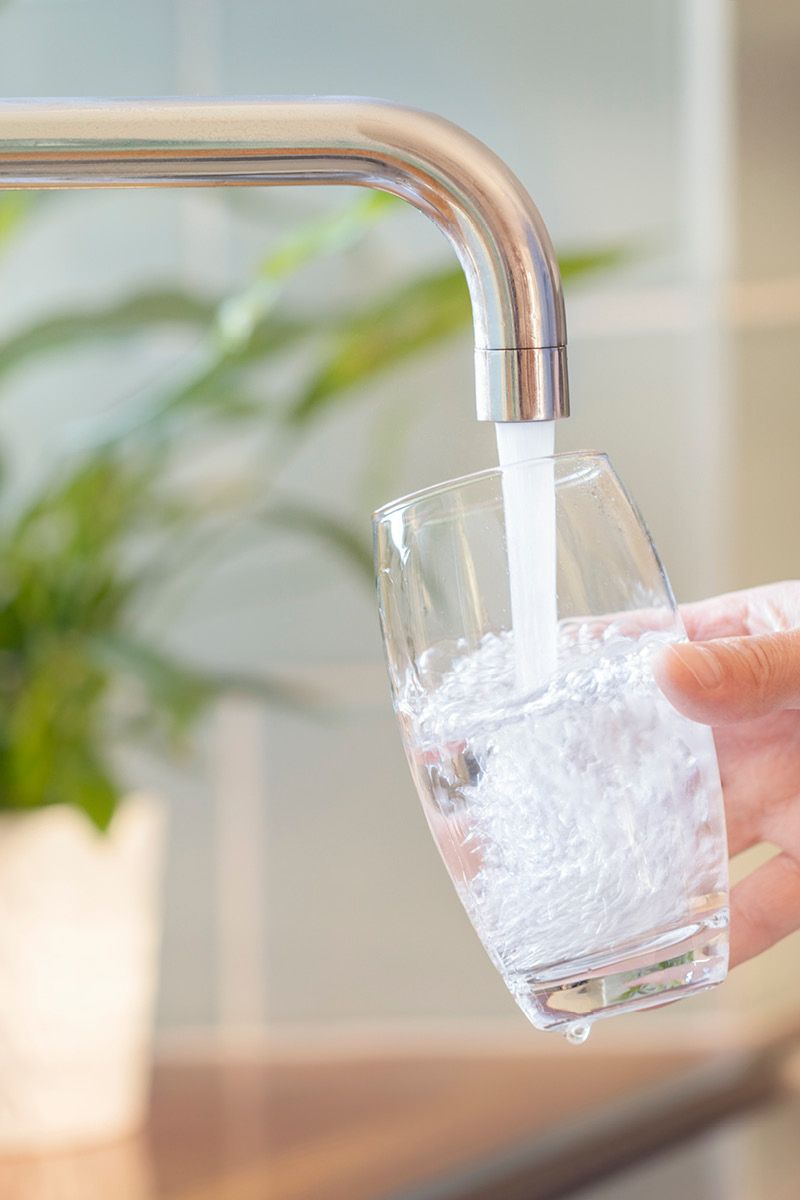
374, 452, 729, 1039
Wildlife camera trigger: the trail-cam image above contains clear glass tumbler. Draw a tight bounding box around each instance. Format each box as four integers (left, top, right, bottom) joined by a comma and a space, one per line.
374, 452, 729, 1038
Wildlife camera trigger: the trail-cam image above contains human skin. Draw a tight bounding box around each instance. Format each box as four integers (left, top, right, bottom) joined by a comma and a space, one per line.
655, 582, 800, 968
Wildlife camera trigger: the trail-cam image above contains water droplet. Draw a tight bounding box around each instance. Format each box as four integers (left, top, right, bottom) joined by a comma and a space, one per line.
564, 1021, 592, 1046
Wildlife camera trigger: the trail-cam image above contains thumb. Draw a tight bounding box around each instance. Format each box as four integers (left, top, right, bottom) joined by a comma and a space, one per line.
655, 630, 800, 724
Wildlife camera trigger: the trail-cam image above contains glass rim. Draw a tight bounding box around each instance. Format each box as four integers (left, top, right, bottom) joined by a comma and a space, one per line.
372, 448, 610, 523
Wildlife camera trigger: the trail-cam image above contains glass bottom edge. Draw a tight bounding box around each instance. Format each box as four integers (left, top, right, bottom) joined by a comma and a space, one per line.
507, 911, 730, 1035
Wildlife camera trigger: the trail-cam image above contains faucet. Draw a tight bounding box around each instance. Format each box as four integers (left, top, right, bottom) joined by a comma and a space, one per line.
0, 97, 568, 424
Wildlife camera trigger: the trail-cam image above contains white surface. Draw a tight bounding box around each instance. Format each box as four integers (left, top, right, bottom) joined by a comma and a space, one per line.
0, 796, 165, 1150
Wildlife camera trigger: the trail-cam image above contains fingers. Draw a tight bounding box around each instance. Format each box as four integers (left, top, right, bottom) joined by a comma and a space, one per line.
654, 629, 800, 724
657, 584, 800, 968
679, 581, 800, 642
711, 715, 800, 856
720, 788, 761, 859
730, 852, 800, 967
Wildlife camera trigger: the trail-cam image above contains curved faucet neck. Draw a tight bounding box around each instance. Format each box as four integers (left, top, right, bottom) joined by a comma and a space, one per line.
0, 96, 568, 421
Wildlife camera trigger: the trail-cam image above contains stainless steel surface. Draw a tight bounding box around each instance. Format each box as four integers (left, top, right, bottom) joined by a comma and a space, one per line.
0, 96, 568, 421
475, 347, 569, 422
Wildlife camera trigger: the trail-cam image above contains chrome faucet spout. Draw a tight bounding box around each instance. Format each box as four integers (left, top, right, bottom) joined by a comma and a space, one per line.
0, 97, 568, 421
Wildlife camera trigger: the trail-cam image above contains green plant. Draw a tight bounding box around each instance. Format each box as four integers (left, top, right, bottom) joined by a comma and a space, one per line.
0, 190, 621, 829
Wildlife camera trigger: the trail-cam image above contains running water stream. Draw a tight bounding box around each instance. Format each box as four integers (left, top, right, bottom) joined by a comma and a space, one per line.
494, 422, 590, 1045
494, 422, 557, 692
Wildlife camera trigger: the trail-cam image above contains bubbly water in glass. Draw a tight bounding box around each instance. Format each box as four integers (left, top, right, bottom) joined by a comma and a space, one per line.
402, 622, 729, 1035
376, 445, 730, 1038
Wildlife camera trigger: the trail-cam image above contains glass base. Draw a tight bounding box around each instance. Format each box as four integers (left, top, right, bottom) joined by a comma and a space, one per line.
507, 912, 729, 1034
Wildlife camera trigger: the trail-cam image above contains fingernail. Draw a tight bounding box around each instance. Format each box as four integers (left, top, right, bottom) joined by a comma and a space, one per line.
671, 644, 725, 691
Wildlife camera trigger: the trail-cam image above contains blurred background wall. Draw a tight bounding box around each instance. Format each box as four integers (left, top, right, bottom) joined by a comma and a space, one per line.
0, 0, 797, 1036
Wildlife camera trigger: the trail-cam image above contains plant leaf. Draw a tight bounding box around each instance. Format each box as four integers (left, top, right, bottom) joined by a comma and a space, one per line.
289, 268, 470, 425
63, 749, 118, 832
213, 191, 397, 360
88, 631, 320, 732
260, 499, 374, 582
0, 289, 216, 384
0, 192, 37, 255
260, 190, 398, 282
0, 192, 401, 450
558, 245, 632, 282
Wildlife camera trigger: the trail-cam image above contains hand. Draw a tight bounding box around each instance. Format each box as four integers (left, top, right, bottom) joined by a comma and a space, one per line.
655, 582, 800, 968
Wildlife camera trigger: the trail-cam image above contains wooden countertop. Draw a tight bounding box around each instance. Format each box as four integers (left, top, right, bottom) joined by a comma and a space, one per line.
0, 1021, 796, 1200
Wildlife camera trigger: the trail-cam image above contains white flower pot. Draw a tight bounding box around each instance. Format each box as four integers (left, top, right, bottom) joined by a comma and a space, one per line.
0, 794, 165, 1152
